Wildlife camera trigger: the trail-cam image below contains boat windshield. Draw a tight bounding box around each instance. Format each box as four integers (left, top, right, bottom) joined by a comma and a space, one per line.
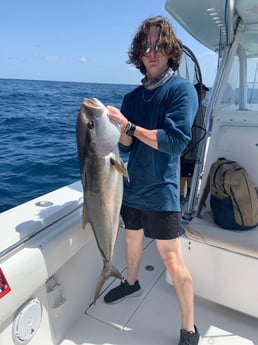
219, 33, 258, 111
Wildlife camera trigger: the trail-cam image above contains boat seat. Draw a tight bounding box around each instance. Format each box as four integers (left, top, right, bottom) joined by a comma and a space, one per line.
191, 109, 258, 258
185, 212, 258, 258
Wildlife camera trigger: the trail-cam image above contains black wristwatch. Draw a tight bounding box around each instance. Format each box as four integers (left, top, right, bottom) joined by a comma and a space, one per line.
124, 121, 136, 136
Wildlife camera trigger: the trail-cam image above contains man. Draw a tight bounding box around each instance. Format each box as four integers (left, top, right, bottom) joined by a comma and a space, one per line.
180, 82, 209, 205
106, 16, 200, 345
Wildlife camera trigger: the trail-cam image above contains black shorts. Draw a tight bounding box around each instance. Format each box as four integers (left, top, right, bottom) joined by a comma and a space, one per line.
181, 159, 195, 177
120, 205, 183, 240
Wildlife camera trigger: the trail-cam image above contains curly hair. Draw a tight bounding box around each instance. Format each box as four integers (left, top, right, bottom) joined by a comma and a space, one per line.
128, 16, 183, 75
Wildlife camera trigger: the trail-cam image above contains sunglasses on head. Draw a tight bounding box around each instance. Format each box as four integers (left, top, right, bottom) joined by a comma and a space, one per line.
142, 41, 165, 55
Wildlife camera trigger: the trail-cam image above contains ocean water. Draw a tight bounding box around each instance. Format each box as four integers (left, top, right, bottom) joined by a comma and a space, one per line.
0, 78, 136, 213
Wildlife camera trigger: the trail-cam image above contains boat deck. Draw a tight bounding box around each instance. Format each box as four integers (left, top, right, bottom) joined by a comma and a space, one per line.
59, 234, 257, 345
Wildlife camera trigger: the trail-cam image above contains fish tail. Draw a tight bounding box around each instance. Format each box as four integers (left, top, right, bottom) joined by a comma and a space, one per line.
110, 265, 122, 280
93, 265, 122, 304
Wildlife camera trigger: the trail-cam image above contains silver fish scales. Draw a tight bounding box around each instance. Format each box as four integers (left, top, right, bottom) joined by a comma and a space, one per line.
76, 98, 128, 304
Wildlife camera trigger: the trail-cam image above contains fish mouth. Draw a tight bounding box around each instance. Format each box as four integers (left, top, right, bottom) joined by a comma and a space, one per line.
83, 98, 105, 118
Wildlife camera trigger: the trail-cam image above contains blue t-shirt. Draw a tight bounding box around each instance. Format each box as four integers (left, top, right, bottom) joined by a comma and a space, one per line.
120, 75, 198, 212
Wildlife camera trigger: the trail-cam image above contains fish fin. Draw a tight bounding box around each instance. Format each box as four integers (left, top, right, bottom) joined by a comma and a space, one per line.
110, 157, 129, 181
120, 159, 130, 182
93, 265, 122, 304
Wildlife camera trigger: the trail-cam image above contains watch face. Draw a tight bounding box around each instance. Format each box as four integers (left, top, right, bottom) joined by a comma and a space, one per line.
130, 123, 136, 136
125, 122, 136, 136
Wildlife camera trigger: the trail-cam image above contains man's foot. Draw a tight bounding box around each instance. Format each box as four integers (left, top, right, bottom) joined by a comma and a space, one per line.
104, 279, 142, 304
178, 325, 200, 345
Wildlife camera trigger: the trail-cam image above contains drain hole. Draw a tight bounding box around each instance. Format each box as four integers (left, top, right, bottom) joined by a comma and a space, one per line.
145, 265, 154, 271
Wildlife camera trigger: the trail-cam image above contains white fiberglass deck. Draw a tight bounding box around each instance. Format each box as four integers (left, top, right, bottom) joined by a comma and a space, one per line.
59, 233, 257, 345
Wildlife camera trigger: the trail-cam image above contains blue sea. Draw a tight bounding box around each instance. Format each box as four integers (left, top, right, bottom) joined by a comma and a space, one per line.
0, 78, 136, 213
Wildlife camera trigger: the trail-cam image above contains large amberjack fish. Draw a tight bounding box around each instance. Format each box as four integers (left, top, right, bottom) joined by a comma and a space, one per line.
76, 97, 128, 304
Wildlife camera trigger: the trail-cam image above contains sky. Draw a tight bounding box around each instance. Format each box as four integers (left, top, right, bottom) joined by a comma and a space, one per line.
0, 0, 218, 86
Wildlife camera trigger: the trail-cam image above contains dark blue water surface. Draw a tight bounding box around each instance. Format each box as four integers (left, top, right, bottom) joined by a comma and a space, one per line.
0, 78, 136, 213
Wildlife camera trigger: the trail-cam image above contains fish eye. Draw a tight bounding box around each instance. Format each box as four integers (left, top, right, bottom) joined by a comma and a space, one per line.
87, 121, 94, 129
